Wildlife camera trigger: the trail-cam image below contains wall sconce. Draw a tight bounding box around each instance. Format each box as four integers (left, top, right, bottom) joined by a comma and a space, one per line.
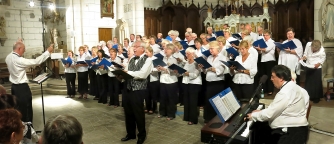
0, 16, 7, 46
0, 37, 7, 46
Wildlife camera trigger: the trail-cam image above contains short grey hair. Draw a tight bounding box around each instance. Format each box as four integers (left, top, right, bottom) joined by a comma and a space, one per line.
185, 47, 196, 58
13, 42, 24, 50
42, 115, 83, 144
107, 40, 113, 45
99, 41, 106, 46
168, 30, 179, 37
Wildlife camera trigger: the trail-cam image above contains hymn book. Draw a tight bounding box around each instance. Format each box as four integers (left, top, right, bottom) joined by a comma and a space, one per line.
209, 87, 241, 123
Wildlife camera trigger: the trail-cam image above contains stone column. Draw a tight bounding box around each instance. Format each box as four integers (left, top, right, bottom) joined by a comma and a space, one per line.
117, 0, 124, 19
134, 0, 145, 36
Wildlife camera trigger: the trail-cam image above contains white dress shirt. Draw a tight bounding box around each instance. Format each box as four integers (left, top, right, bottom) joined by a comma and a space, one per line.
159, 56, 178, 84
261, 38, 276, 62
149, 56, 159, 82
226, 37, 237, 48
257, 33, 264, 40
182, 61, 202, 85
126, 54, 153, 80
103, 46, 110, 56
5, 51, 50, 84
173, 51, 186, 68
251, 81, 309, 129
278, 38, 303, 74
76, 53, 89, 72
248, 47, 259, 62
63, 57, 76, 73
303, 42, 326, 69
205, 53, 227, 82
202, 44, 209, 50
107, 57, 122, 77
195, 47, 206, 58
220, 46, 228, 59
232, 53, 258, 84
176, 37, 182, 41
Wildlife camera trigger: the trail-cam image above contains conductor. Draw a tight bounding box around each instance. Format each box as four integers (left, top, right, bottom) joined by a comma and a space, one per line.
120, 41, 152, 144
5, 39, 54, 122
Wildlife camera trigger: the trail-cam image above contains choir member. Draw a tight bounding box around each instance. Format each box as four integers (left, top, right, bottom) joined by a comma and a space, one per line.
123, 38, 130, 51
100, 41, 110, 56
159, 39, 170, 56
142, 36, 149, 43
89, 46, 99, 100
217, 36, 228, 58
229, 41, 257, 101
107, 48, 122, 107
95, 50, 109, 103
63, 50, 76, 98
239, 23, 245, 34
117, 44, 125, 59
149, 35, 161, 55
168, 30, 180, 42
185, 32, 194, 45
113, 37, 119, 46
182, 47, 202, 125
243, 35, 259, 62
107, 40, 113, 49
277, 27, 303, 85
245, 24, 258, 42
223, 30, 237, 49
199, 41, 228, 123
145, 46, 159, 114
302, 40, 326, 103
200, 33, 210, 49
120, 41, 152, 144
129, 34, 135, 46
83, 45, 91, 56
257, 25, 264, 40
194, 38, 206, 57
173, 41, 186, 106
206, 27, 216, 38
76, 46, 89, 99
191, 33, 197, 40
136, 35, 142, 41
255, 30, 276, 95
120, 47, 134, 107
157, 43, 178, 120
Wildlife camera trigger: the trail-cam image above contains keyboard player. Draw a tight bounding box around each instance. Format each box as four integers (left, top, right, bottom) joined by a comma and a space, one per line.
246, 65, 309, 144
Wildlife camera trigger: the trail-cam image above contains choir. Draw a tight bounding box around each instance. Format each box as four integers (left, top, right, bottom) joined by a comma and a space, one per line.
61, 25, 325, 129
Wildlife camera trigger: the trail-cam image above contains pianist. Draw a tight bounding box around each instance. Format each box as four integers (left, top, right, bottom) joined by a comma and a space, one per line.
246, 65, 309, 144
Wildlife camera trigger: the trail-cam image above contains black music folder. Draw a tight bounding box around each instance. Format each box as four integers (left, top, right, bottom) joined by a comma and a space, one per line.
209, 37, 216, 42
112, 70, 134, 80
232, 34, 242, 40
202, 50, 212, 57
220, 60, 246, 70
215, 31, 224, 37
76, 61, 86, 65
194, 57, 211, 69
111, 61, 124, 69
154, 53, 164, 60
168, 64, 187, 74
152, 58, 167, 67
229, 40, 240, 46
226, 47, 239, 58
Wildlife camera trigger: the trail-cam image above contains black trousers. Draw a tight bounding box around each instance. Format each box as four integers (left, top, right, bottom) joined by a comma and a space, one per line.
124, 89, 146, 139
232, 83, 254, 100
183, 84, 201, 124
77, 71, 88, 95
305, 68, 323, 103
159, 83, 178, 118
88, 68, 98, 96
260, 61, 276, 93
11, 83, 33, 122
198, 73, 206, 106
108, 77, 120, 106
146, 81, 159, 112
252, 122, 309, 144
177, 76, 184, 105
97, 74, 108, 103
65, 73, 76, 95
204, 80, 225, 122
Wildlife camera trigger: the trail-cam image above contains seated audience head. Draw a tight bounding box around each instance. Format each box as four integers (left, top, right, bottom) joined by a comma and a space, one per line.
41, 115, 83, 144
0, 94, 17, 110
271, 65, 292, 89
0, 109, 24, 144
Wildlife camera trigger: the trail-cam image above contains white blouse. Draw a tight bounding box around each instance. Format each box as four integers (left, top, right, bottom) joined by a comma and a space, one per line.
232, 53, 258, 84
63, 57, 76, 73
173, 51, 186, 68
248, 47, 259, 62
182, 61, 202, 85
205, 53, 228, 82
159, 56, 178, 84
150, 44, 161, 55
149, 56, 159, 82
76, 53, 89, 72
107, 57, 122, 77
195, 47, 206, 58
303, 42, 326, 69
260, 38, 276, 62
278, 38, 303, 73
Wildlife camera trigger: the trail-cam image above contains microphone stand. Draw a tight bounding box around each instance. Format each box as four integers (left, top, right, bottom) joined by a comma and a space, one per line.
44, 65, 62, 80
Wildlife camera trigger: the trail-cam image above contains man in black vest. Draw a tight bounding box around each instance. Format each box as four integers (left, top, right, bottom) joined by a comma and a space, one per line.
121, 41, 153, 144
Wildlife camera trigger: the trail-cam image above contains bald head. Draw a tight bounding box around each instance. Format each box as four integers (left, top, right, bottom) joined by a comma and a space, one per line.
245, 24, 252, 32
13, 42, 24, 50
0, 85, 6, 96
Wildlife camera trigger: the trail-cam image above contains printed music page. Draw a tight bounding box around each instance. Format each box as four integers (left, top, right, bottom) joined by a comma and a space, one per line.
225, 91, 241, 113
212, 96, 231, 120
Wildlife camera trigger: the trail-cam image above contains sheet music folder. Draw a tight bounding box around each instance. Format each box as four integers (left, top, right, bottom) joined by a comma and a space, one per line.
209, 87, 241, 123
32, 73, 50, 84
111, 70, 134, 80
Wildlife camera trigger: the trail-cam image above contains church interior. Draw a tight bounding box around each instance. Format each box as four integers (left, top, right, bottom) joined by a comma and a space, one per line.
1, 0, 334, 143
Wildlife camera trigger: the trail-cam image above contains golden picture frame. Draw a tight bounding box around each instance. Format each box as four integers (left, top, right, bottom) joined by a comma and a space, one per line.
101, 0, 114, 18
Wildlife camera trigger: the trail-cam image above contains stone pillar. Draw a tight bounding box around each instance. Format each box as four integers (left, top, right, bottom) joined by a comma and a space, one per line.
117, 0, 124, 19
134, 0, 145, 36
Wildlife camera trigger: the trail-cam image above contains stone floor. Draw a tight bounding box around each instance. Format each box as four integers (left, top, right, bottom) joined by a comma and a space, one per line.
30, 94, 334, 144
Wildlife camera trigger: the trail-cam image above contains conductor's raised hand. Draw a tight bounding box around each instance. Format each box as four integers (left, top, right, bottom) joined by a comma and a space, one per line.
47, 44, 54, 53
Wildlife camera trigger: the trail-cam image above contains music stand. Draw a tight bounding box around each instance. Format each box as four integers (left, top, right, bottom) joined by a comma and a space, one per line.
31, 72, 51, 126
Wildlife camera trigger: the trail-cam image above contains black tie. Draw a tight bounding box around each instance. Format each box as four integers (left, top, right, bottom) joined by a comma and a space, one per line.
134, 56, 140, 60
